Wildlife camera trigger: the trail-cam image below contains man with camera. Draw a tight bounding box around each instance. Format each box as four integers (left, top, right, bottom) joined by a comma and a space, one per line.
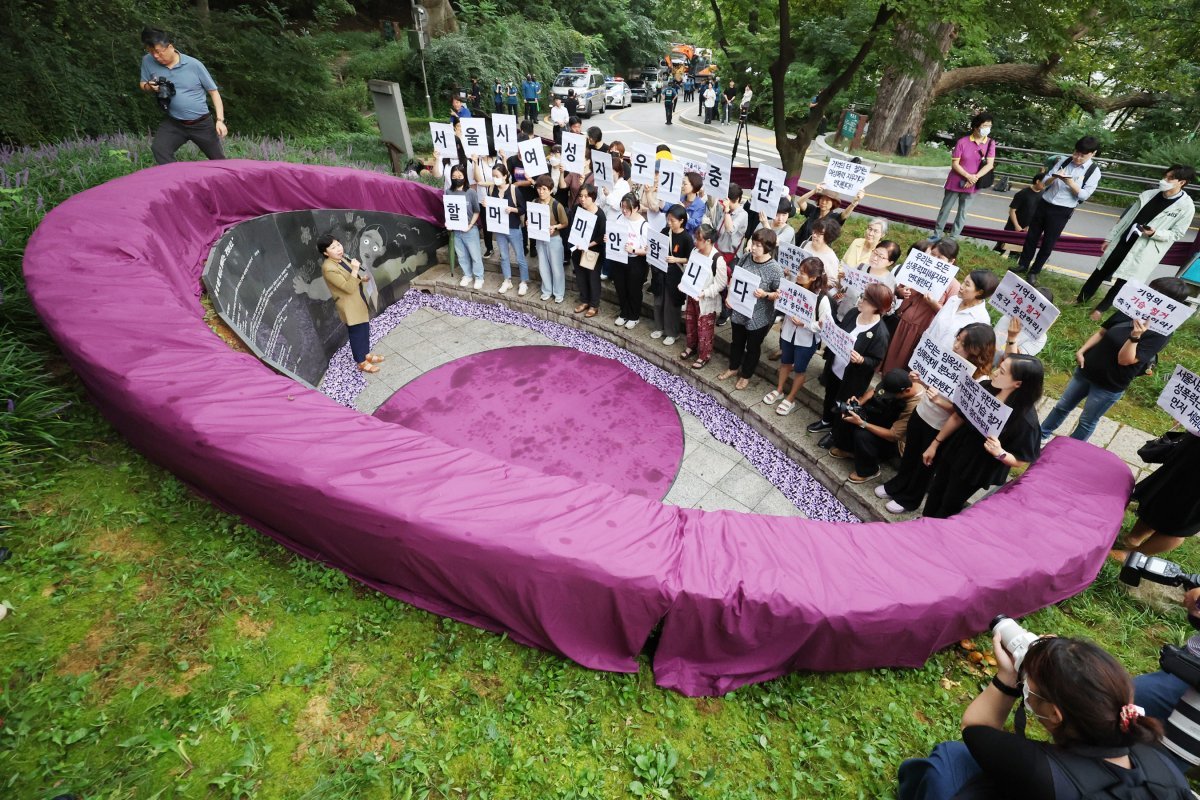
138, 27, 227, 166
828, 368, 924, 484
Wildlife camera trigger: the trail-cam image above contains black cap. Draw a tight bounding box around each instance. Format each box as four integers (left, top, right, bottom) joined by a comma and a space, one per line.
877, 368, 913, 395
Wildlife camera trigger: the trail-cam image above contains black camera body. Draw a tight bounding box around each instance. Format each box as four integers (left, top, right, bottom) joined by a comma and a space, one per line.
1120, 552, 1200, 688
150, 77, 176, 113
834, 398, 862, 418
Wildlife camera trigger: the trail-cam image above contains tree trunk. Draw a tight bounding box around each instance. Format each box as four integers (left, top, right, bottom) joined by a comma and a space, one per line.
861, 19, 956, 153
195, 0, 209, 21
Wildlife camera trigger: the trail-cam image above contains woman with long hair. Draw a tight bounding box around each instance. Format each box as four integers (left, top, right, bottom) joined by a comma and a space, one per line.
807, 282, 893, 433
653, 204, 691, 346
920, 353, 1044, 518
446, 163, 485, 288
613, 192, 649, 328
485, 162, 529, 295
570, 183, 606, 316
678, 223, 726, 369
764, 256, 832, 416
878, 322, 996, 514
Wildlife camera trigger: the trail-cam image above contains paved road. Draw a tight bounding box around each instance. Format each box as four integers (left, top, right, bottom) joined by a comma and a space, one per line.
556, 99, 1197, 283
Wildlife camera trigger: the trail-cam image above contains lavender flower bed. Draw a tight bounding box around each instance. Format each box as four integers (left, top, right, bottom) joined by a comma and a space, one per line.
320, 290, 857, 523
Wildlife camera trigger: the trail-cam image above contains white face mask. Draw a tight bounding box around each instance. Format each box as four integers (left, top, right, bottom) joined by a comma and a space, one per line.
1159, 178, 1178, 193
979, 126, 992, 137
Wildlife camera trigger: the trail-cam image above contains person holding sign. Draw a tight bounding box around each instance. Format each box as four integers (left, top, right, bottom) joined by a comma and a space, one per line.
921, 354, 1044, 518
651, 206, 692, 346
1077, 165, 1196, 319
994, 286, 1054, 365
317, 233, 384, 374
681, 173, 708, 235
485, 163, 529, 296
446, 165, 485, 289
794, 184, 861, 244
879, 323, 995, 514
613, 194, 650, 328
807, 283, 893, 434
923, 269, 999, 350
764, 257, 833, 416
1040, 277, 1192, 443
881, 239, 962, 374
678, 224, 727, 369
718, 228, 785, 390
531, 175, 570, 303
930, 113, 996, 241
836, 239, 900, 322
756, 197, 797, 248
570, 185, 606, 317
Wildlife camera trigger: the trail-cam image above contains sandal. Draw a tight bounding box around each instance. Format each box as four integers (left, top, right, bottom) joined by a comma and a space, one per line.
776, 399, 795, 416
585, 307, 598, 318
679, 348, 696, 361
366, 353, 386, 364
716, 369, 737, 381
691, 358, 708, 370
734, 377, 750, 391
763, 390, 782, 405
356, 361, 380, 374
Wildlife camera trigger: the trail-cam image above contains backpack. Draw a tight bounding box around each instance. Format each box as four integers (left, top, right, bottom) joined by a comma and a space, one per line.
1049, 156, 1099, 205
1044, 744, 1192, 800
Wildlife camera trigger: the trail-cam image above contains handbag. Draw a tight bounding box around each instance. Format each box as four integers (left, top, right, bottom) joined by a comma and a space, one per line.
973, 141, 996, 190
1137, 430, 1186, 464
580, 249, 599, 270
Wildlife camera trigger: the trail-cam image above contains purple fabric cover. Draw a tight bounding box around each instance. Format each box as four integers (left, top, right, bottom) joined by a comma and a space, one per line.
373, 346, 684, 499
24, 160, 1133, 695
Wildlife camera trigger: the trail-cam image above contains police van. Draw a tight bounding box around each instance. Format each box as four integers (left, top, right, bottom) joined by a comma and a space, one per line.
552, 64, 606, 118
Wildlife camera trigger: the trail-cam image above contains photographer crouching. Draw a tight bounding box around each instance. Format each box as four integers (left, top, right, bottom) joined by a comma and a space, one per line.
898, 614, 1192, 799
828, 368, 924, 484
139, 27, 227, 165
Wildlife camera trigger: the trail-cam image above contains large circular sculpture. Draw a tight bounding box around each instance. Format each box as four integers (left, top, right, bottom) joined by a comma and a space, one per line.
23, 160, 1132, 696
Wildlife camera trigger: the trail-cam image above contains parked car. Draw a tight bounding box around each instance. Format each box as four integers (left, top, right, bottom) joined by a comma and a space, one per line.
640, 67, 667, 101
605, 78, 632, 108
552, 65, 606, 117
628, 78, 650, 103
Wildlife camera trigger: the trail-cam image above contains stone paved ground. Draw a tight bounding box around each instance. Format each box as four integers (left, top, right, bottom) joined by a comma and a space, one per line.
352, 305, 806, 518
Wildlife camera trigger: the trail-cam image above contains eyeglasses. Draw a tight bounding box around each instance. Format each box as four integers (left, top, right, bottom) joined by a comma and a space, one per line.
146, 45, 174, 56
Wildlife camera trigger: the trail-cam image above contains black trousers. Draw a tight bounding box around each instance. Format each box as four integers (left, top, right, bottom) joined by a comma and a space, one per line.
1017, 200, 1075, 276
524, 100, 538, 121
152, 116, 226, 165
574, 255, 602, 308
613, 256, 648, 320
923, 455, 981, 519
882, 414, 939, 511
729, 322, 770, 378
664, 100, 675, 124
347, 321, 370, 364
832, 419, 897, 476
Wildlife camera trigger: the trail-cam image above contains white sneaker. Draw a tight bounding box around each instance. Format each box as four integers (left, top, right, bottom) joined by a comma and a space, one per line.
885, 500, 908, 514
625, 319, 638, 329
473, 278, 484, 290
615, 317, 627, 326
874, 485, 890, 499
459, 276, 472, 287
499, 279, 512, 293
650, 330, 663, 339
554, 297, 564, 304
663, 336, 676, 346
541, 293, 551, 301
518, 282, 528, 296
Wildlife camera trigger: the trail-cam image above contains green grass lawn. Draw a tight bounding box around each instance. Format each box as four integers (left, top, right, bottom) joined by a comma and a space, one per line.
842, 146, 953, 168
3, 134, 1199, 798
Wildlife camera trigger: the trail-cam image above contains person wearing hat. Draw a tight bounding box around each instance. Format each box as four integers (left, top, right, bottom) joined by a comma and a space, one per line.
828, 369, 925, 484
794, 183, 863, 243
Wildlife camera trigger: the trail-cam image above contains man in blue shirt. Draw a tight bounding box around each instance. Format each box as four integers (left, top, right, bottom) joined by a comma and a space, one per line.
521, 74, 541, 122
1014, 135, 1103, 285
138, 27, 227, 165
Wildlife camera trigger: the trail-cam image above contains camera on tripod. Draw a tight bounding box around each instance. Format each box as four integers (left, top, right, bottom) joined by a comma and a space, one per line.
149, 77, 176, 113
1120, 552, 1200, 688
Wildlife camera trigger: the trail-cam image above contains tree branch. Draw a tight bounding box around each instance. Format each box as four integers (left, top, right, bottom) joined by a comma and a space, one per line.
934, 62, 1158, 113
708, 0, 730, 60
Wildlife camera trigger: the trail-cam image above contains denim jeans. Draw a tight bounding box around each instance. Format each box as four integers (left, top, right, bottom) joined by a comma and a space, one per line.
535, 236, 565, 300
1039, 368, 1125, 442
932, 189, 976, 239
896, 740, 981, 800
1134, 671, 1196, 775
454, 227, 485, 279
494, 227, 528, 282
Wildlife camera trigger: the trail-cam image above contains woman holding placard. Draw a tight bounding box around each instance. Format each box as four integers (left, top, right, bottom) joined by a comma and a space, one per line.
920, 354, 1044, 519
794, 184, 862, 244
652, 205, 692, 346
881, 239, 962, 374
446, 164, 485, 289
1040, 276, 1191, 443
764, 256, 833, 416
807, 282, 893, 433
485, 162, 529, 296
994, 285, 1053, 365
1112, 433, 1200, 560
532, 175, 569, 303
569, 184, 606, 317
877, 323, 994, 514
835, 239, 900, 322
682, 172, 708, 235
678, 223, 726, 369
719, 227, 784, 390
614, 193, 650, 328
921, 268, 998, 349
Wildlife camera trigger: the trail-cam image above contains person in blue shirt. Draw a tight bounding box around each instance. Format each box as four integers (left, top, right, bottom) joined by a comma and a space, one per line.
450, 95, 471, 126
506, 81, 520, 114
662, 81, 678, 125
138, 27, 227, 165
492, 79, 504, 113
521, 74, 541, 121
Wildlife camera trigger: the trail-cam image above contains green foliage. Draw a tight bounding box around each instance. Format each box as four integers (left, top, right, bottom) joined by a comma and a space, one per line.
1138, 137, 1200, 169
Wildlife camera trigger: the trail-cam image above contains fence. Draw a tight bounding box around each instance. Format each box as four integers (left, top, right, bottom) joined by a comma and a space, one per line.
992, 145, 1200, 205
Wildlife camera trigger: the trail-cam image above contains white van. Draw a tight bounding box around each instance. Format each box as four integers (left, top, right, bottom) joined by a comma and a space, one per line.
551, 65, 606, 118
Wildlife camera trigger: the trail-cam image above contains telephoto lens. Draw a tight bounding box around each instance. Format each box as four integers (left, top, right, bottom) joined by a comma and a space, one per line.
990, 615, 1040, 670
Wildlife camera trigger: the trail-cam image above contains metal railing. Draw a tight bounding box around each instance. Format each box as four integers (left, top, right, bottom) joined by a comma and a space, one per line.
992, 144, 1199, 203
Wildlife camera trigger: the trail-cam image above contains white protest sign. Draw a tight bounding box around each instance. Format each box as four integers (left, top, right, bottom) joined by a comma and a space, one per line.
647, 231, 670, 273
475, 156, 497, 186
525, 202, 550, 242
483, 195, 507, 234
1114, 280, 1194, 336
518, 139, 548, 178
657, 159, 685, 200
776, 279, 817, 326
442, 194, 471, 232
680, 250, 714, 299
728, 265, 761, 317
677, 158, 705, 178
776, 244, 807, 278
955, 374, 1012, 439
605, 218, 628, 264
822, 158, 872, 197
989, 271, 1061, 340
430, 122, 457, 160
491, 113, 518, 153
894, 249, 957, 301
908, 335, 973, 404
704, 153, 732, 200
568, 206, 598, 250
561, 132, 587, 175
751, 165, 788, 216
630, 144, 656, 186
460, 118, 489, 158
840, 268, 877, 295
821, 320, 856, 365
591, 150, 614, 191
1158, 365, 1200, 436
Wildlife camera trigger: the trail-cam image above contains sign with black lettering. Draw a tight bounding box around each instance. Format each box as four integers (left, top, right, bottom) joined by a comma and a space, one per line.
909, 335, 973, 403
657, 159, 684, 200
704, 153, 732, 200
679, 250, 714, 299
483, 195, 506, 234
568, 206, 598, 250
776, 243, 810, 278
1158, 364, 1200, 435
752, 164, 787, 216
894, 249, 957, 301
647, 231, 669, 272
442, 194, 470, 231
989, 271, 1060, 340
460, 118, 488, 158
956, 374, 1012, 439
821, 320, 856, 366
822, 158, 871, 196
430, 122, 457, 160
525, 202, 550, 242
605, 218, 628, 264
491, 113, 518, 154
775, 279, 816, 326
592, 150, 614, 191
518, 140, 548, 178
561, 132, 587, 175
728, 265, 761, 317
630, 143, 656, 185
1114, 280, 1194, 336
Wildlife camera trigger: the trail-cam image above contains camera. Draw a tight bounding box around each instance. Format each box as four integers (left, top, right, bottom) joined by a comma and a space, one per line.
834, 398, 862, 417
1120, 552, 1200, 688
991, 615, 1040, 670
149, 77, 176, 113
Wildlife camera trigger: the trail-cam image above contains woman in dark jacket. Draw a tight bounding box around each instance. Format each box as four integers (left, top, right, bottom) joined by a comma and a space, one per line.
807, 282, 894, 434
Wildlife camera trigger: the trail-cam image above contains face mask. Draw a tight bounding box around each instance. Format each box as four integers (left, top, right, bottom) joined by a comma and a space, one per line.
1022, 683, 1053, 722
1159, 178, 1178, 193
979, 126, 992, 137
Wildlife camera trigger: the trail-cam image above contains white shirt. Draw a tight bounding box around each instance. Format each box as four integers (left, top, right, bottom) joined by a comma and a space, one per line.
923, 296, 992, 350
1041, 157, 1101, 208
605, 178, 631, 216
741, 88, 753, 108
704, 87, 716, 108
781, 293, 832, 347
550, 104, 569, 126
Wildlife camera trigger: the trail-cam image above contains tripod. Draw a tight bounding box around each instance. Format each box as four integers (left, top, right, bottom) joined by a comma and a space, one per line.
730, 109, 752, 167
